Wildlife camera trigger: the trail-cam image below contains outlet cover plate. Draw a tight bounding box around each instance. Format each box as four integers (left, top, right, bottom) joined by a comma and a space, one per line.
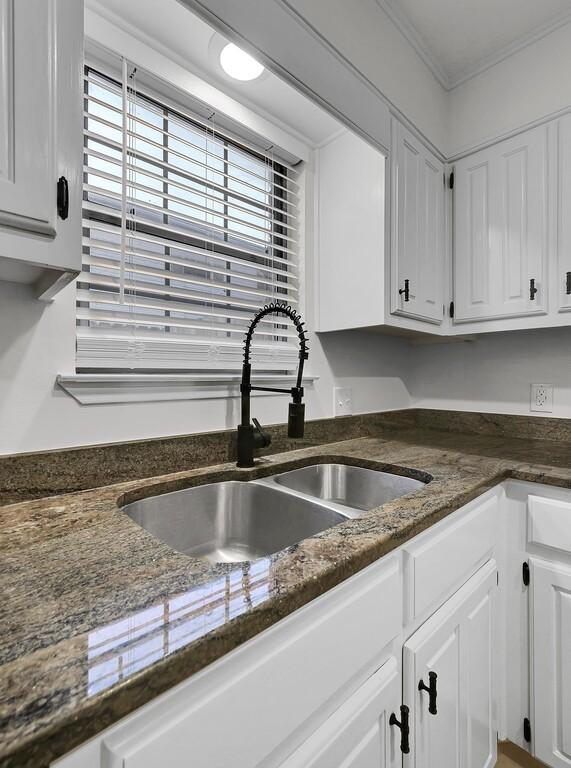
334, 387, 353, 417
530, 383, 553, 413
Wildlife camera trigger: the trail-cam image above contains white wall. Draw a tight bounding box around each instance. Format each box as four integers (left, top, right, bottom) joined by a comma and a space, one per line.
0, 281, 413, 454
410, 329, 571, 418
448, 21, 571, 157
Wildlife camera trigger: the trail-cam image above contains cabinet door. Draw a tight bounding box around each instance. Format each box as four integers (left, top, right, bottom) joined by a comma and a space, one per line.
557, 114, 571, 312
531, 559, 571, 768
317, 130, 386, 332
454, 126, 548, 323
281, 657, 401, 768
404, 560, 497, 768
0, 0, 56, 236
391, 120, 444, 325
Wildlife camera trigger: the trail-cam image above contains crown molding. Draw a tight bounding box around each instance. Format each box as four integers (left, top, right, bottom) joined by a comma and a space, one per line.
374, 0, 451, 90
448, 9, 571, 89
375, 0, 571, 93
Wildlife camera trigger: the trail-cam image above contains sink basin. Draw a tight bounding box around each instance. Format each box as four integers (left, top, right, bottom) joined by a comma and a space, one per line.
265, 463, 425, 511
123, 481, 349, 563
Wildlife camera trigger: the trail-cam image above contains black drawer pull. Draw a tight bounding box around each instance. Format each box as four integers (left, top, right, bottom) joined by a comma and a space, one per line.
419, 670, 438, 715
399, 279, 410, 302
389, 705, 410, 754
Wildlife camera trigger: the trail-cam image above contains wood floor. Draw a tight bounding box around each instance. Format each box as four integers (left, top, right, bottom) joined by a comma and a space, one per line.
496, 742, 546, 768
497, 756, 527, 768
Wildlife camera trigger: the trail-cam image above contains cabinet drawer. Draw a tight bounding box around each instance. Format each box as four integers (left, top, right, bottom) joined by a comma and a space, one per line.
97, 556, 402, 768
403, 491, 497, 622
528, 494, 571, 555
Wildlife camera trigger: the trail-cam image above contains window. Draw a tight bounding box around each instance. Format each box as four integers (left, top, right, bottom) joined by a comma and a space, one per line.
79, 64, 301, 373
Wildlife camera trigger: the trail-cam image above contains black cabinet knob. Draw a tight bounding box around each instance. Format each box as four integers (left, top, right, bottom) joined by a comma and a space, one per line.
529, 278, 538, 301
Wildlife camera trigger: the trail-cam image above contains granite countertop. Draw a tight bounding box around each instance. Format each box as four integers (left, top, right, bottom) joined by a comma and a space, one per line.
2, 425, 571, 767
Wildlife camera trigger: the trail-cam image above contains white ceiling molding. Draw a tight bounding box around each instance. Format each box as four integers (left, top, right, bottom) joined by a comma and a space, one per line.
447, 102, 571, 163
374, 0, 451, 90
448, 9, 571, 89
375, 0, 571, 92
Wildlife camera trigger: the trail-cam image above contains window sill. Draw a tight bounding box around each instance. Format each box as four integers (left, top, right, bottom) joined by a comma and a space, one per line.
56, 374, 318, 405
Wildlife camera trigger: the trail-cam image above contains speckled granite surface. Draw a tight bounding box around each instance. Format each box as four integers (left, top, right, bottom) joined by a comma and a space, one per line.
0, 410, 414, 505
3, 424, 571, 767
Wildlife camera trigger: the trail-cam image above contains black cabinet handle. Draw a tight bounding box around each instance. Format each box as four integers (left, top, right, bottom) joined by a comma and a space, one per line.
389, 705, 410, 754
566, 272, 571, 295
419, 671, 438, 715
57, 176, 69, 220
529, 278, 538, 301
399, 279, 410, 302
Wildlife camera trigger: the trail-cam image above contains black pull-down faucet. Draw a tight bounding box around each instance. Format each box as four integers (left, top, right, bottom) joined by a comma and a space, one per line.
237, 302, 309, 468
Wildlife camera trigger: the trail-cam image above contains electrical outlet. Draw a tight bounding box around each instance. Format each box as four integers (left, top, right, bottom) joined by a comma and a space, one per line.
334, 387, 353, 416
530, 383, 553, 413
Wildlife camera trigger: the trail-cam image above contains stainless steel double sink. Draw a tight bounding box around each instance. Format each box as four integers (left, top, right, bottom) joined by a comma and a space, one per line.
123, 464, 426, 564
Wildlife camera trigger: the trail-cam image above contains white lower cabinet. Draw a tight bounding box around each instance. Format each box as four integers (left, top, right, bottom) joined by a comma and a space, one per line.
404, 560, 497, 768
531, 558, 571, 768
281, 657, 401, 768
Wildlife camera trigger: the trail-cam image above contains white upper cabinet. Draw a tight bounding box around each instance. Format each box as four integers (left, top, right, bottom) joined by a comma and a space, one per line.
556, 114, 571, 313
454, 125, 549, 323
391, 119, 445, 326
316, 130, 386, 333
0, 0, 83, 298
403, 560, 497, 768
0, 0, 54, 235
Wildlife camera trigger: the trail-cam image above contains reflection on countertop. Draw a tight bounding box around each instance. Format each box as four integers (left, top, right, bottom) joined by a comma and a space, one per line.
87, 559, 271, 697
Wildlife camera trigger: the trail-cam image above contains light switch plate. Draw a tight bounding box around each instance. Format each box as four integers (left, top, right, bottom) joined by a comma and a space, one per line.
530, 383, 553, 412
334, 387, 353, 416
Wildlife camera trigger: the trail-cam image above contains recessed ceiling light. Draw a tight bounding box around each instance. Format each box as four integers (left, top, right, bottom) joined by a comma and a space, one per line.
219, 43, 264, 81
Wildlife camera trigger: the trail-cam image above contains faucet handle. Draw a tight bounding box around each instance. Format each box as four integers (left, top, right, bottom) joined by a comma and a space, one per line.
287, 402, 305, 439
252, 418, 271, 449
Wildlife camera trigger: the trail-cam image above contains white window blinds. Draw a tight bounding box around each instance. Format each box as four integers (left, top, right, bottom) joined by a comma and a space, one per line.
79, 63, 301, 372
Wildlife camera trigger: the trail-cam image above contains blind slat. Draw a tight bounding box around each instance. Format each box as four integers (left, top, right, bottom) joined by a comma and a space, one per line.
77, 289, 296, 332
83, 167, 298, 240
84, 131, 298, 214
83, 239, 297, 291
84, 145, 298, 221
83, 106, 300, 195
83, 221, 296, 277
77, 307, 299, 339
83, 184, 298, 254
78, 271, 298, 313
83, 254, 297, 302
83, 201, 295, 266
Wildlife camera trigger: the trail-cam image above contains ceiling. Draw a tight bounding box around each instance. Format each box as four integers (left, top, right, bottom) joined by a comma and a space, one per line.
86, 0, 341, 147
378, 0, 571, 89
